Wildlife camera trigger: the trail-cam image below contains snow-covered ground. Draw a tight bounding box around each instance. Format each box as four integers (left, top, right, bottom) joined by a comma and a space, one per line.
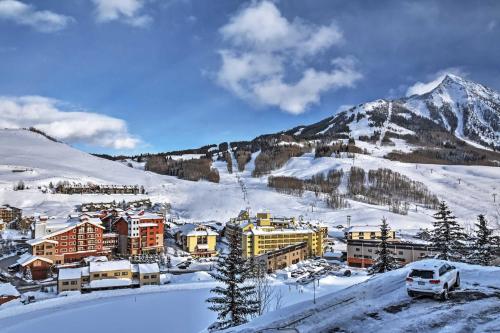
0, 270, 368, 333
1, 129, 499, 234
230, 261, 500, 333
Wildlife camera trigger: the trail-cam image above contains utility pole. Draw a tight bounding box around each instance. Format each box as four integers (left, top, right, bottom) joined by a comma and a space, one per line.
458, 178, 462, 185
493, 193, 497, 203
347, 215, 351, 228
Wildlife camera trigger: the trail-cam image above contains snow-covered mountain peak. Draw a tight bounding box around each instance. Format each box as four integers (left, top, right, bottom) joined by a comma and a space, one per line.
403, 75, 500, 149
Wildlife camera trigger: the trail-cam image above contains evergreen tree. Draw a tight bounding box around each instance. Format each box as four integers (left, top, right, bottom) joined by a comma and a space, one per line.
370, 218, 399, 273
206, 231, 258, 331
468, 214, 498, 266
430, 201, 467, 261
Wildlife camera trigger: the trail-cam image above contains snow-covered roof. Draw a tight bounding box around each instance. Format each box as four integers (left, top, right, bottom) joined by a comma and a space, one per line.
249, 228, 314, 236
89, 260, 131, 273
0, 283, 20, 297
88, 278, 133, 289
58, 267, 83, 280
176, 223, 218, 237
83, 256, 108, 264
31, 215, 105, 243
347, 225, 390, 233
138, 263, 159, 274
16, 254, 53, 266
81, 266, 90, 277
26, 238, 58, 246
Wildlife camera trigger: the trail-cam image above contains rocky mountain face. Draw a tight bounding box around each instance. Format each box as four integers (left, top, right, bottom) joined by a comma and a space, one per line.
285, 74, 500, 151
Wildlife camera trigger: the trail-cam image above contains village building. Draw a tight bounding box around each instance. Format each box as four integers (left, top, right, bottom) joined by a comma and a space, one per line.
15, 253, 54, 280
114, 212, 164, 255
0, 283, 20, 306
102, 233, 119, 253
256, 242, 308, 273
57, 260, 160, 293
346, 239, 434, 268
0, 205, 22, 223
28, 215, 106, 265
346, 225, 397, 241
226, 211, 327, 260
0, 219, 5, 233
174, 224, 218, 258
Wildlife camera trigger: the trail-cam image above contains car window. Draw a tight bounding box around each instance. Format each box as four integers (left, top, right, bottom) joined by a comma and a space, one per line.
409, 269, 434, 279
439, 266, 447, 276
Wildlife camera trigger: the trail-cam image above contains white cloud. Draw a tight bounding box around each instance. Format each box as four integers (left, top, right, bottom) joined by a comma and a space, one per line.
0, 0, 74, 32
252, 58, 362, 114
0, 96, 140, 150
405, 67, 468, 97
92, 0, 152, 27
216, 1, 360, 114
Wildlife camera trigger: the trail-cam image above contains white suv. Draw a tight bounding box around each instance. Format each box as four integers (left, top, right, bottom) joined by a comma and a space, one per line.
406, 260, 460, 300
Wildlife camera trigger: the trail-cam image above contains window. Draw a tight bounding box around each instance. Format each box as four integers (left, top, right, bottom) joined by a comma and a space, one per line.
355, 248, 360, 252
121, 272, 127, 276
409, 270, 434, 279
367, 249, 372, 253
398, 251, 403, 255
62, 281, 69, 286
102, 273, 108, 277
151, 275, 157, 279
70, 281, 77, 285
144, 275, 149, 279
61, 236, 67, 240
114, 272, 120, 277
93, 274, 99, 278
61, 248, 67, 252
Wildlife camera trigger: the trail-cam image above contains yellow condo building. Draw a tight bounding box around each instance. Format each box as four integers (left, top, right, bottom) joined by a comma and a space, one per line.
175, 224, 218, 258
226, 211, 327, 259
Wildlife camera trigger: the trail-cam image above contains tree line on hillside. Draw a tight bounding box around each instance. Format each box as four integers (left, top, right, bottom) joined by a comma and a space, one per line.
268, 167, 438, 213
348, 167, 439, 211
315, 138, 365, 158
145, 155, 220, 183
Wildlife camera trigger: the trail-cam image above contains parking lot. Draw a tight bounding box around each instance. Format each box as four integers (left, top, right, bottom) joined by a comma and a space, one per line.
286, 259, 352, 285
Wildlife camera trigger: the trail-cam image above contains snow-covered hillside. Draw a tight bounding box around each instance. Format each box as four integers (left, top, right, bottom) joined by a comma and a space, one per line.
0, 128, 499, 232
229, 260, 500, 333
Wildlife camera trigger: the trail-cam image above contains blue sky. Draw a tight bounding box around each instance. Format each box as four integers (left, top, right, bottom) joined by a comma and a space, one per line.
0, 0, 499, 154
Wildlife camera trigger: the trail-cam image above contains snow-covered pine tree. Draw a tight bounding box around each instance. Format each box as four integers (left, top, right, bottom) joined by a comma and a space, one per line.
468, 214, 498, 266
370, 217, 399, 273
206, 230, 258, 331
430, 201, 467, 261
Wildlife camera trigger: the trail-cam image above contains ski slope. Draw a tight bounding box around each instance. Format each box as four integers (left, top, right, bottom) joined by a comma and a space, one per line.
0, 129, 499, 233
